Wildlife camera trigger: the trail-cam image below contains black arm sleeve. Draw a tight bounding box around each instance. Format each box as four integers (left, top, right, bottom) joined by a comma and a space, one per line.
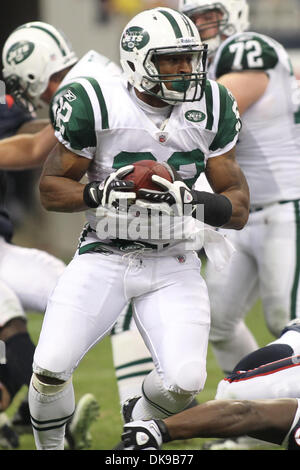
192, 191, 232, 227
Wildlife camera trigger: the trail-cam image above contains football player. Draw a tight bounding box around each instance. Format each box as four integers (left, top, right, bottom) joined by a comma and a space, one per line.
179, 0, 300, 377
121, 319, 300, 450
0, 21, 155, 411
28, 7, 249, 450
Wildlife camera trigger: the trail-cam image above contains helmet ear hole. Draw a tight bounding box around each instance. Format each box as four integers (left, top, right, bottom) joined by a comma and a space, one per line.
28, 74, 35, 81
128, 61, 135, 72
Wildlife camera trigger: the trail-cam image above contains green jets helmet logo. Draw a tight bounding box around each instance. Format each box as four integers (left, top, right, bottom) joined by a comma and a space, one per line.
121, 27, 150, 52
6, 41, 35, 65
185, 110, 206, 123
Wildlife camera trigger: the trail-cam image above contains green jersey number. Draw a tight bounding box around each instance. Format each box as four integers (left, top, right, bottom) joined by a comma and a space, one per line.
53, 96, 73, 135
113, 149, 205, 188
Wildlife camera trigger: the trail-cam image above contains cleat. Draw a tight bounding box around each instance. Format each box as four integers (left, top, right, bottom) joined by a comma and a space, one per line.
121, 396, 141, 424
280, 318, 300, 336
0, 413, 19, 449
65, 394, 100, 450
112, 397, 141, 449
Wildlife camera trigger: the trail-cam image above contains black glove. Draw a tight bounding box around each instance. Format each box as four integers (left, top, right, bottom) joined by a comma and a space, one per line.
83, 165, 135, 209
122, 419, 170, 450
137, 173, 232, 226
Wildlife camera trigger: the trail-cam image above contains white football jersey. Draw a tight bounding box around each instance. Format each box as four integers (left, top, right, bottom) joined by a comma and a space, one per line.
209, 32, 300, 206
50, 74, 240, 251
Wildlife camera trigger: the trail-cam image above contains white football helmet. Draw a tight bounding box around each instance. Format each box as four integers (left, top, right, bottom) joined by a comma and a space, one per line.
179, 0, 249, 57
120, 7, 208, 105
2, 21, 78, 111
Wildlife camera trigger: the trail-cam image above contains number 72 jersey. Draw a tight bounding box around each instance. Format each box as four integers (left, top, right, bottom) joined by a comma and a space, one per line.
209, 31, 300, 206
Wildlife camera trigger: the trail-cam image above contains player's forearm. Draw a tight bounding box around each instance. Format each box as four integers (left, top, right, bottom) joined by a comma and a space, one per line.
0, 124, 56, 170
163, 399, 294, 445
39, 175, 88, 212
221, 189, 249, 230
220, 175, 249, 230
205, 151, 250, 230
0, 135, 41, 169
163, 400, 253, 441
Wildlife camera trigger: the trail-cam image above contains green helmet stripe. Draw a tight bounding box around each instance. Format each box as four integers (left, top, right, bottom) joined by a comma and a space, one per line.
16, 24, 67, 56
180, 12, 195, 36
158, 9, 183, 38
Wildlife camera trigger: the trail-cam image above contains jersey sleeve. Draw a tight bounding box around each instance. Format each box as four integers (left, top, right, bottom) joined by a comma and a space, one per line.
50, 80, 97, 158
208, 82, 241, 157
215, 33, 279, 78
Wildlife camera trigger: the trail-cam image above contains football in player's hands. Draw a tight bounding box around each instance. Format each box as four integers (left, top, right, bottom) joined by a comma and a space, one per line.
122, 160, 173, 193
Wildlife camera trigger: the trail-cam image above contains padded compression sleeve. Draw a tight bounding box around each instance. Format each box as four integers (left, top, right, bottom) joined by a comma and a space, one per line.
192, 191, 232, 227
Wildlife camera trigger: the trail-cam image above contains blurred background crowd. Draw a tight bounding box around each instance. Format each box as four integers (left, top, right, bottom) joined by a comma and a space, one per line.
0, 0, 299, 260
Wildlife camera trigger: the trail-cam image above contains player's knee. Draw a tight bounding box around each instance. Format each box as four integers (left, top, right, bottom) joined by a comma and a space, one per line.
174, 360, 206, 394
31, 372, 70, 395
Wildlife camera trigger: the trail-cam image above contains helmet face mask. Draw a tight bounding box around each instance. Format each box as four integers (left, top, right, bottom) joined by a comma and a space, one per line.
120, 8, 208, 105
179, 0, 249, 57
141, 45, 208, 103
2, 21, 78, 111
4, 73, 37, 113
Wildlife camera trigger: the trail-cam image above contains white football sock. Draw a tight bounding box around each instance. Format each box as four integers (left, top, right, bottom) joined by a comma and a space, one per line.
131, 369, 194, 420
29, 375, 75, 450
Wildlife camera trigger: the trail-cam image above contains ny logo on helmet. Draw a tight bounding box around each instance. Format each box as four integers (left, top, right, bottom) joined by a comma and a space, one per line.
6, 41, 35, 65
121, 27, 150, 52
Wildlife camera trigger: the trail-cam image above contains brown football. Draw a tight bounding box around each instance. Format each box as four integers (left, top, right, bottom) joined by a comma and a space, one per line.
123, 160, 172, 193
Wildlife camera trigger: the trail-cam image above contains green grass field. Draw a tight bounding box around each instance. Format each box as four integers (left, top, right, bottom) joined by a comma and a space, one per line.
6, 298, 279, 451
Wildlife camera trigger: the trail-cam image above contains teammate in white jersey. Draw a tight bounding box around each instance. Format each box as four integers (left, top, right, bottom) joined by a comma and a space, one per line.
179, 0, 300, 374
121, 319, 300, 450
27, 7, 249, 450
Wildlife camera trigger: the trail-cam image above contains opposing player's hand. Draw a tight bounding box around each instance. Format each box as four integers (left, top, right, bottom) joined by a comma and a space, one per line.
122, 420, 163, 450
84, 165, 136, 209
137, 176, 196, 216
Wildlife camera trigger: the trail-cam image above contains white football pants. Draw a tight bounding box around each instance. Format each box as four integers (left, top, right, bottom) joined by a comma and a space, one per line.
33, 248, 210, 395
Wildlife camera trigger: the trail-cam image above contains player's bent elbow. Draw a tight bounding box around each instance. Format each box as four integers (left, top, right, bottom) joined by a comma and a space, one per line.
225, 201, 249, 230
233, 209, 249, 230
